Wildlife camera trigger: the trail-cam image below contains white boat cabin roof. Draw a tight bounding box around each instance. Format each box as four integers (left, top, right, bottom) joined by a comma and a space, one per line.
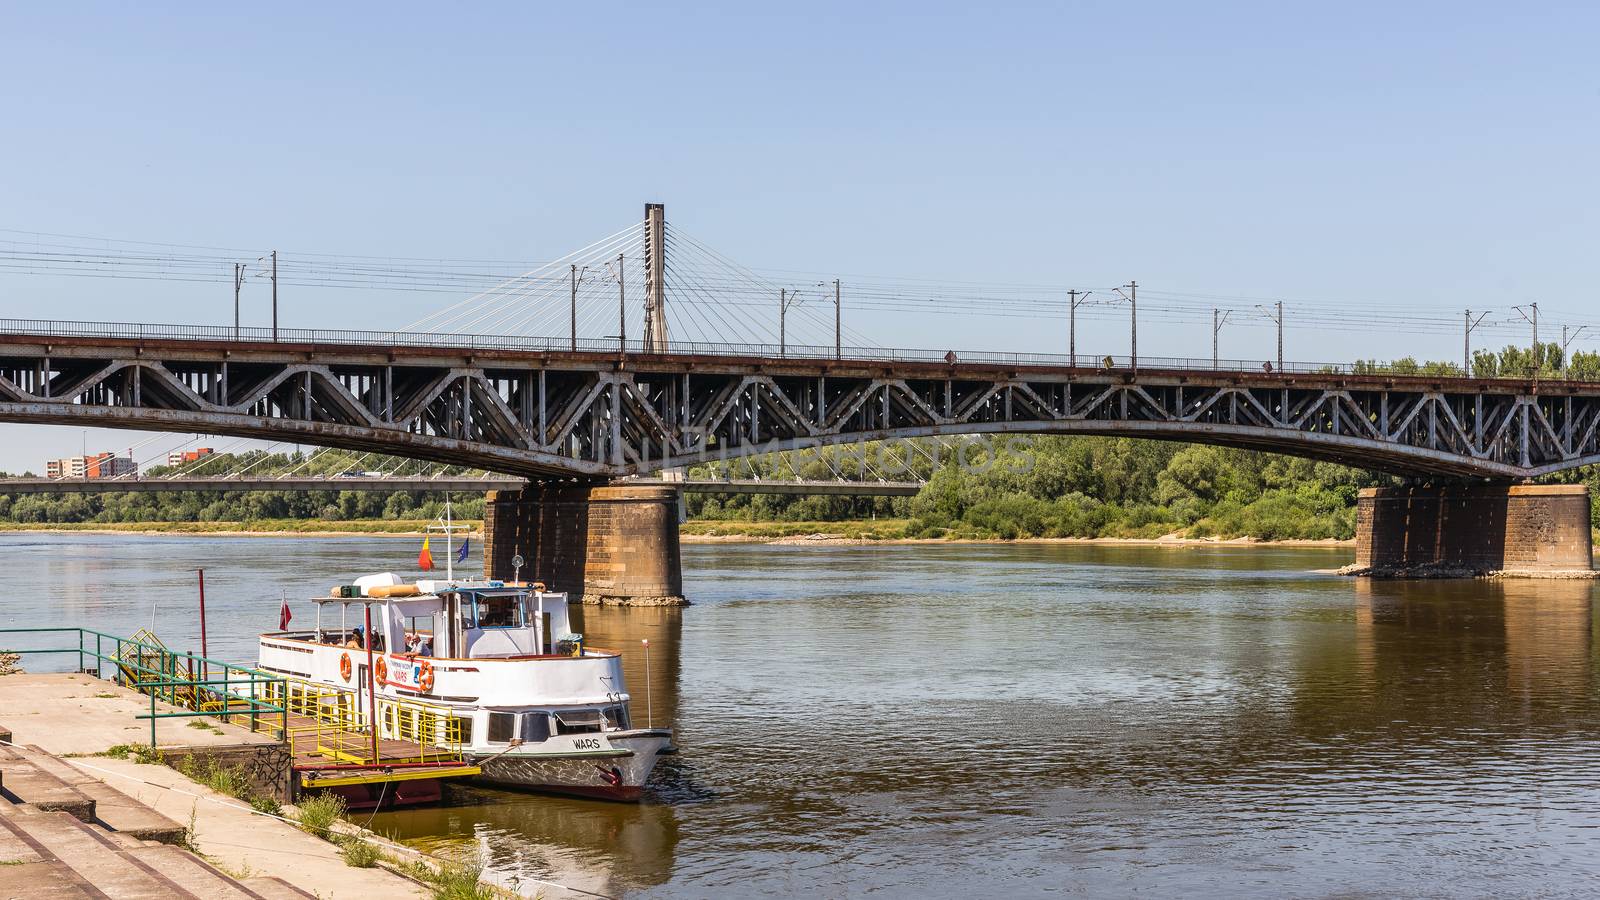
303, 572, 579, 660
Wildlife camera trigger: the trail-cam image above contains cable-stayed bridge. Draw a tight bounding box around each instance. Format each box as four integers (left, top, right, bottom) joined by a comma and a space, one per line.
0, 204, 1592, 598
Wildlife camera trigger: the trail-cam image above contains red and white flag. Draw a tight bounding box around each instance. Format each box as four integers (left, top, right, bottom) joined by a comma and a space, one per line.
278, 598, 293, 631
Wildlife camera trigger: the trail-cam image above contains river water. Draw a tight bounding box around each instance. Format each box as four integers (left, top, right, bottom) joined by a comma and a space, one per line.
5, 533, 1600, 898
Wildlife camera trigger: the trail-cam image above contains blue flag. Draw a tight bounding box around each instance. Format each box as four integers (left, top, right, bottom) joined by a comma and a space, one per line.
456, 538, 470, 564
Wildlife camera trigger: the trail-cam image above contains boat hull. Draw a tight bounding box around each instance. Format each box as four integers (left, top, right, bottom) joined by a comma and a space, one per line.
469, 729, 672, 802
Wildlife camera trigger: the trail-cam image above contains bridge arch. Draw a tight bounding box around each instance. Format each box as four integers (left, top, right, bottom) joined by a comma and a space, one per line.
0, 331, 1592, 482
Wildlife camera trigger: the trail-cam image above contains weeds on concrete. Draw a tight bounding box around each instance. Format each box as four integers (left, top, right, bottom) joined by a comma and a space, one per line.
175, 753, 288, 822
295, 792, 346, 840
338, 836, 381, 868
210, 858, 257, 880
180, 805, 200, 853
177, 754, 250, 800
102, 743, 164, 764
0, 650, 22, 675
186, 719, 225, 734
93, 692, 119, 699
249, 794, 282, 817
401, 853, 497, 900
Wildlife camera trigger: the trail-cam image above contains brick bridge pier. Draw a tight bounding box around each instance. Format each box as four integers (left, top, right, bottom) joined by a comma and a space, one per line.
480, 479, 1595, 600
1355, 483, 1594, 575
481, 483, 686, 605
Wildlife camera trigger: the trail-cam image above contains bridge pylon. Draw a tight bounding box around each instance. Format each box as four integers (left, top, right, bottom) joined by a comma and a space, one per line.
643, 203, 668, 352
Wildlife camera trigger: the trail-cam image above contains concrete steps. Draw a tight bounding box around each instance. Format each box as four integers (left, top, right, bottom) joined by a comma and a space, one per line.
0, 746, 97, 823
24, 745, 186, 844
127, 843, 275, 899
0, 742, 296, 898
0, 860, 104, 899
0, 807, 190, 899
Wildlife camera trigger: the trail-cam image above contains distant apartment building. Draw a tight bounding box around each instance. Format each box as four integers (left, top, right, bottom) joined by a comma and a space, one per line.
166, 447, 216, 467
45, 452, 138, 479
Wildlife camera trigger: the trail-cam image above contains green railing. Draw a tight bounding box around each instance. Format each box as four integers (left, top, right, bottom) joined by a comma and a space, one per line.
0, 627, 287, 748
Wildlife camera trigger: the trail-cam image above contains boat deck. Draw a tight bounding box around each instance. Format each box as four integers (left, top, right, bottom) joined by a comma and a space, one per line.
289, 724, 480, 788
257, 683, 482, 794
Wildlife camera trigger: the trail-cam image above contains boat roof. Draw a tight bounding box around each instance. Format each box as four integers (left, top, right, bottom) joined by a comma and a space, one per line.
312, 577, 556, 604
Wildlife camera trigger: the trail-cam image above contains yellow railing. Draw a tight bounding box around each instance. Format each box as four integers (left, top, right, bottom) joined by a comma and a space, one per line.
264, 678, 468, 768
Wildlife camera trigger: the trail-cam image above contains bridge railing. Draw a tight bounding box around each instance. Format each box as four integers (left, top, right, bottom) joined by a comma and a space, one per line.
0, 316, 1470, 378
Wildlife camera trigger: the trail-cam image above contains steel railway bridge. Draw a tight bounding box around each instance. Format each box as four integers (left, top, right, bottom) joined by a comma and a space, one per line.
2, 324, 1598, 482
0, 320, 1592, 595
0, 205, 1590, 597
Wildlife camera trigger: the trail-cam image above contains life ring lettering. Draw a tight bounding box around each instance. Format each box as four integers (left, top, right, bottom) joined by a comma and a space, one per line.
417, 659, 435, 693
374, 656, 388, 687
338, 653, 352, 682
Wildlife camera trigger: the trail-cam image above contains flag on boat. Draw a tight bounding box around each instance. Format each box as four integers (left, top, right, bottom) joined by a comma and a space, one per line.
278, 597, 292, 630
456, 538, 470, 564
418, 536, 434, 571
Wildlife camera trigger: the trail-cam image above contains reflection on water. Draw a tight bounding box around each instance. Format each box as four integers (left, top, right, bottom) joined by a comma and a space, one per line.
8, 535, 1600, 897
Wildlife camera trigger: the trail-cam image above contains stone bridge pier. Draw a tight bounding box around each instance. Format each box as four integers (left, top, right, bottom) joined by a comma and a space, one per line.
1355, 483, 1594, 575
481, 483, 686, 606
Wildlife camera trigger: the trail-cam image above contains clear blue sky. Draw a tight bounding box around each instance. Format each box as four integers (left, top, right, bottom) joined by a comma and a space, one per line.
1, 3, 1596, 471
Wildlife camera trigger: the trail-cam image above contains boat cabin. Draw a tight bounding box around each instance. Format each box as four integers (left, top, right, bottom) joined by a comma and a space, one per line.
305, 575, 582, 660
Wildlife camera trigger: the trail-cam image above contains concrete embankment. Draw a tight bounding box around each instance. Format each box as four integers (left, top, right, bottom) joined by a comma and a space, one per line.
0, 739, 328, 898
0, 673, 430, 899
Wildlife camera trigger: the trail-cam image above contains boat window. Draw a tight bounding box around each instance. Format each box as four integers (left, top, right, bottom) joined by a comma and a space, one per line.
553, 709, 604, 735
521, 713, 550, 743
488, 712, 517, 743
601, 706, 630, 730
476, 594, 524, 629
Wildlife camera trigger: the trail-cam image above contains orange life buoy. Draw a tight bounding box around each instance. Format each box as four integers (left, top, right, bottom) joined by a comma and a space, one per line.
339, 653, 352, 682
375, 656, 388, 687
417, 659, 435, 693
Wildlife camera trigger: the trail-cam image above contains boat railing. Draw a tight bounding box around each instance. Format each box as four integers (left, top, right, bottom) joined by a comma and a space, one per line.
262, 677, 470, 768
0, 626, 288, 748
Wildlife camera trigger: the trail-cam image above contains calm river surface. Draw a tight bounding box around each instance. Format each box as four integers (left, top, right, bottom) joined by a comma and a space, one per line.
6, 533, 1600, 898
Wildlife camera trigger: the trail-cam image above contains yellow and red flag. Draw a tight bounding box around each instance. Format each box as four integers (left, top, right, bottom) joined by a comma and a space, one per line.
418, 536, 434, 571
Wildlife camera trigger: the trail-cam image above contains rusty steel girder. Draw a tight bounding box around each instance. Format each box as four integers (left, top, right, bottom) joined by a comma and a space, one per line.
1, 330, 1596, 479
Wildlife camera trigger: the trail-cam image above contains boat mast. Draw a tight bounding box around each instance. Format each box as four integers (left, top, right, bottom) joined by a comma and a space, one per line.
427, 493, 468, 584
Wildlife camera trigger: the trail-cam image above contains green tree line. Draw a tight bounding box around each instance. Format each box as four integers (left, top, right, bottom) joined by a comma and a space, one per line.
0, 450, 483, 525
1351, 342, 1600, 380
688, 437, 1382, 540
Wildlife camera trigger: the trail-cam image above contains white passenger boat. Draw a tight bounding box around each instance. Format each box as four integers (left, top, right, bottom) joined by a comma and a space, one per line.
259, 573, 673, 801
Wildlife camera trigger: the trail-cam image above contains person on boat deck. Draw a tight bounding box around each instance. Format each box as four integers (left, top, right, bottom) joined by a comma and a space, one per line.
405, 632, 433, 656
344, 627, 363, 650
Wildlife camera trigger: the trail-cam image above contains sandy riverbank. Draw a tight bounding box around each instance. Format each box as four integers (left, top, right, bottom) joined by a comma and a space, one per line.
679, 532, 1354, 547
0, 521, 1353, 547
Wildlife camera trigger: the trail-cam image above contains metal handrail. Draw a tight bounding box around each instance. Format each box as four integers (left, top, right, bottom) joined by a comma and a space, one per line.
0, 626, 287, 747
0, 316, 1556, 381
266, 678, 468, 768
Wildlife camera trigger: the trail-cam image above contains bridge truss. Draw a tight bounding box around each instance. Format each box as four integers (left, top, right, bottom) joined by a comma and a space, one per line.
1, 329, 1596, 480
